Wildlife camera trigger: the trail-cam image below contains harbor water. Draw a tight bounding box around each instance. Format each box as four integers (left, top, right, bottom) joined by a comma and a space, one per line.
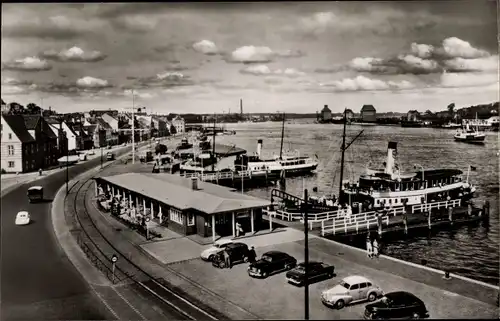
213, 121, 499, 286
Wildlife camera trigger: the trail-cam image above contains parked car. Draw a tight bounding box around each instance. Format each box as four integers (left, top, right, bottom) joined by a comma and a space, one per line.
201, 239, 233, 261
212, 242, 250, 268
15, 211, 31, 226
321, 275, 383, 309
106, 152, 115, 160
286, 261, 335, 286
364, 291, 429, 320
248, 251, 297, 278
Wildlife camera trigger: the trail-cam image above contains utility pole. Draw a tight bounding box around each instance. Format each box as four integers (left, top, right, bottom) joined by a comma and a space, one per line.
279, 112, 285, 160
338, 109, 364, 203
66, 148, 69, 194
100, 147, 103, 169
212, 113, 216, 171
338, 109, 347, 199
132, 92, 135, 164
303, 188, 309, 320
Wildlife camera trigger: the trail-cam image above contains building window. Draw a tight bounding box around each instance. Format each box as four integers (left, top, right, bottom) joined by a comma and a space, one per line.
8, 161, 14, 168
26, 161, 29, 170
187, 213, 195, 226
8, 133, 12, 140
169, 208, 183, 225
8, 145, 14, 155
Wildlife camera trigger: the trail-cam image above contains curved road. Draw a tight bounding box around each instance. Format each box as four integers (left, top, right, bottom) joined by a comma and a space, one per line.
0, 150, 131, 320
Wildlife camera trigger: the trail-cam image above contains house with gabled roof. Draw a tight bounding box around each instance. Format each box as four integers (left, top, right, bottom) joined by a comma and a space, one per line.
45, 117, 69, 157
360, 104, 377, 122
1, 115, 58, 173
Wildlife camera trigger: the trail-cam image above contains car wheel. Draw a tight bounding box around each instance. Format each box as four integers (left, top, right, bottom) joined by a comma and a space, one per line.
208, 255, 214, 262
262, 271, 268, 278
285, 263, 292, 270
243, 256, 249, 263
328, 272, 334, 278
411, 313, 420, 319
368, 292, 377, 302
335, 299, 345, 309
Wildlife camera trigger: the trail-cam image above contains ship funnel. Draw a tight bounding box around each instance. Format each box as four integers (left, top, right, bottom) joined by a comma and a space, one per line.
385, 141, 397, 176
257, 139, 263, 157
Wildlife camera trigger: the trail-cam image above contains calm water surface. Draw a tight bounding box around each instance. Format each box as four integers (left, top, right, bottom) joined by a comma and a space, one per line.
213, 121, 499, 285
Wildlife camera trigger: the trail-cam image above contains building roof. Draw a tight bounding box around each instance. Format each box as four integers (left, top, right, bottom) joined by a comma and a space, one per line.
361, 105, 376, 112
95, 118, 113, 130
2, 115, 56, 142
2, 115, 36, 143
97, 173, 271, 214
83, 124, 98, 135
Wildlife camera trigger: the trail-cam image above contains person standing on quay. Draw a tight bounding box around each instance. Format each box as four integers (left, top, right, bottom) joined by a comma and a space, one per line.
373, 238, 379, 258
366, 235, 373, 258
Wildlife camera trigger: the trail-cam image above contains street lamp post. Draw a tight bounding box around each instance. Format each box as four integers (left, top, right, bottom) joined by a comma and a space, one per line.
303, 188, 310, 320
111, 254, 118, 283
66, 148, 69, 194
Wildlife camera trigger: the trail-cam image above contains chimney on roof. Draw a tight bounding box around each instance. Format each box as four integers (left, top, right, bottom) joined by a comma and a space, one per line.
191, 177, 199, 190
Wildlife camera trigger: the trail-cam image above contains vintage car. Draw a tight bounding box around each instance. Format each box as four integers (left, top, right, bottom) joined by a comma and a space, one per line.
364, 291, 429, 320
248, 251, 297, 278
321, 275, 384, 309
15, 211, 31, 226
285, 261, 335, 286
212, 242, 250, 268
27, 186, 43, 203
200, 239, 233, 261
106, 152, 115, 160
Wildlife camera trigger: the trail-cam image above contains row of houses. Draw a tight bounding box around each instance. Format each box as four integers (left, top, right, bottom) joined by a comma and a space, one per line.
1, 107, 186, 173
319, 104, 377, 123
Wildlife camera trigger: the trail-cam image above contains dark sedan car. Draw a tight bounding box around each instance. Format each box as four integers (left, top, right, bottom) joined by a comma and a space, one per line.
212, 242, 250, 268
364, 291, 429, 320
286, 261, 335, 286
248, 251, 297, 278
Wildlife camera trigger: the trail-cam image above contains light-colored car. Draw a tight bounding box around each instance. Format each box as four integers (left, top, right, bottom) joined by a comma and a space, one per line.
321, 275, 384, 309
200, 239, 233, 261
15, 211, 31, 226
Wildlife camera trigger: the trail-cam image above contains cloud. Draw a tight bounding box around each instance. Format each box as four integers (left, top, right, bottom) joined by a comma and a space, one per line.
321, 75, 415, 92
40, 46, 107, 62
230, 46, 274, 63
1, 77, 33, 86
1, 85, 27, 95
301, 12, 336, 34
123, 89, 156, 99
2, 15, 105, 40
347, 37, 494, 75
111, 15, 160, 33
443, 56, 498, 72
228, 46, 305, 63
132, 71, 195, 88
411, 43, 435, 59
156, 71, 185, 81
76, 76, 111, 89
192, 40, 218, 55
240, 64, 305, 77
440, 72, 498, 88
2, 56, 52, 71
441, 37, 490, 59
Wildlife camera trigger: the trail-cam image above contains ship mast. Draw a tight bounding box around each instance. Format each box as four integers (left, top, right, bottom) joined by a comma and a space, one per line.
279, 112, 285, 160
338, 109, 363, 202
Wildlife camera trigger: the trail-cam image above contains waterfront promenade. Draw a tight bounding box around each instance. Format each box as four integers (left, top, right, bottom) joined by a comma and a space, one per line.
68, 161, 499, 320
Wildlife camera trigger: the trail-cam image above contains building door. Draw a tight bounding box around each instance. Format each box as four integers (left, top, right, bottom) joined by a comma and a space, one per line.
214, 213, 232, 237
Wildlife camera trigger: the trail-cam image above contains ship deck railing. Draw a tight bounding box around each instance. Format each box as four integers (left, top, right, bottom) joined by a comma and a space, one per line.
181, 170, 253, 181
411, 199, 461, 213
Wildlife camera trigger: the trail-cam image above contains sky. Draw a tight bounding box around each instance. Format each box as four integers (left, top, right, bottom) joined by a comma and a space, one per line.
1, 2, 498, 114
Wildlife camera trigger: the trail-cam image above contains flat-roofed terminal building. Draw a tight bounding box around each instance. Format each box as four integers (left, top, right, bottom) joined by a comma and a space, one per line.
94, 173, 272, 241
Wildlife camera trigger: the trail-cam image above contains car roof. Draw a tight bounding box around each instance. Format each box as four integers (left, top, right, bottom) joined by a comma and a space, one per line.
298, 261, 322, 265
385, 291, 421, 302
17, 211, 29, 216
28, 186, 43, 190
343, 275, 371, 284
227, 242, 247, 248
263, 251, 286, 257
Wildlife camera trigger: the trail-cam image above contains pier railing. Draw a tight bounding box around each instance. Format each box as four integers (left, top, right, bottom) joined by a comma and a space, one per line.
411, 199, 461, 213
321, 214, 390, 236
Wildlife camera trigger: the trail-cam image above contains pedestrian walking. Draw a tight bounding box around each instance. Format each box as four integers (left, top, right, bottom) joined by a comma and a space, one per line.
366, 235, 373, 258
373, 238, 379, 258
248, 246, 257, 263
223, 249, 232, 269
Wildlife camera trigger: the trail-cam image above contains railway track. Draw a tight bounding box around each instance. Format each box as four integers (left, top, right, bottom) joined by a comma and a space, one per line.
68, 177, 221, 320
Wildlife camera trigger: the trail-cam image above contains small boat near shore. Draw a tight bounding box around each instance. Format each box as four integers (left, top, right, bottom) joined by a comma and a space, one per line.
453, 124, 486, 144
